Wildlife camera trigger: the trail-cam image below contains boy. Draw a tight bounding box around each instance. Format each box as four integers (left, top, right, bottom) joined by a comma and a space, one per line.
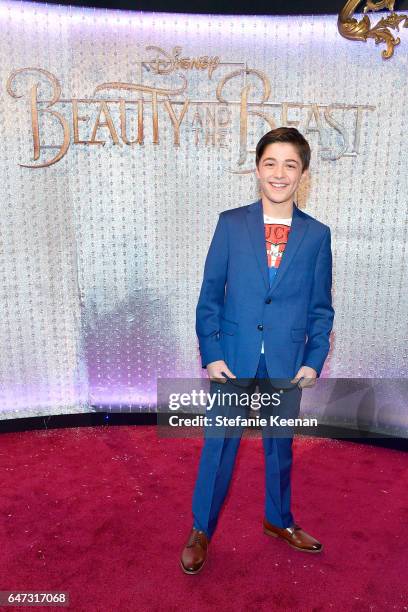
181, 127, 334, 574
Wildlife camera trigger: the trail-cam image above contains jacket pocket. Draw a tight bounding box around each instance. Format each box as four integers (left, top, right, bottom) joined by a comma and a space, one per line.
291, 328, 306, 342
220, 317, 238, 336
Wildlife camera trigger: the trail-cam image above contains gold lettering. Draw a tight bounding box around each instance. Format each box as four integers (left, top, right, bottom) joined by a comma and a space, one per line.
205, 106, 216, 146
5, 65, 375, 168
323, 104, 348, 160
72, 99, 99, 144
6, 68, 70, 168
217, 106, 231, 127
217, 68, 271, 170
281, 102, 302, 127
90, 101, 120, 145
144, 46, 173, 75
151, 90, 159, 144
351, 105, 375, 155
304, 103, 324, 141
208, 57, 220, 79
94, 80, 187, 145
163, 99, 189, 145
119, 99, 144, 145
145, 45, 220, 78
191, 105, 204, 145
216, 106, 231, 148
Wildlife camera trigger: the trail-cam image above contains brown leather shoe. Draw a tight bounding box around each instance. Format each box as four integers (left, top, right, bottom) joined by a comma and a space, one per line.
263, 518, 323, 553
180, 528, 209, 574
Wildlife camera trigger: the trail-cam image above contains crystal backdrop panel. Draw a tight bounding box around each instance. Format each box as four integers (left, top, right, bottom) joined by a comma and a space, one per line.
0, 1, 407, 430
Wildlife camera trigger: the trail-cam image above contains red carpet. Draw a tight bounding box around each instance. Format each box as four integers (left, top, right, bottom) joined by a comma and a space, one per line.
0, 426, 407, 611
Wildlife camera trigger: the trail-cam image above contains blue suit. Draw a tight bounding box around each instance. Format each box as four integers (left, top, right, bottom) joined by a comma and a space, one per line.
196, 198, 334, 379
192, 198, 334, 538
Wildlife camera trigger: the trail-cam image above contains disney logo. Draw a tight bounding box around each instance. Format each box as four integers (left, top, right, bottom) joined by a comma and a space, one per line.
144, 45, 220, 79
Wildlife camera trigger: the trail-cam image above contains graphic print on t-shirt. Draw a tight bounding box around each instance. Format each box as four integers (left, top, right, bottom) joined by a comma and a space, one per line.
264, 221, 291, 286
265, 224, 291, 268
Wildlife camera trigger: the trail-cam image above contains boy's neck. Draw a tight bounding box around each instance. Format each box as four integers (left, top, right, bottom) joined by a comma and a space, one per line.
262, 198, 294, 219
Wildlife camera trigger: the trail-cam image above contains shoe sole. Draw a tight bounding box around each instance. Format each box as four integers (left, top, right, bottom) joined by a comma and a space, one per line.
263, 527, 323, 553
180, 555, 207, 575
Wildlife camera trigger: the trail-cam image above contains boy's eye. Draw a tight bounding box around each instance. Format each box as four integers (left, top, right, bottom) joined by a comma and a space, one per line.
265, 163, 296, 168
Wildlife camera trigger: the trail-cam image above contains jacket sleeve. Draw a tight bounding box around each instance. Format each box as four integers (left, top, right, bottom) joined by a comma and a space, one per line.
195, 212, 229, 368
302, 227, 335, 377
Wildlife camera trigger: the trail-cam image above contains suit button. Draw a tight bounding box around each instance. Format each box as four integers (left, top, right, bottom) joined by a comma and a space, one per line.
257, 324, 264, 331
265, 298, 271, 304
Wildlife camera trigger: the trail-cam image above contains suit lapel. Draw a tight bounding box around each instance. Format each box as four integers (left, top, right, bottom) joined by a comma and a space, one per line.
245, 198, 309, 296
246, 199, 269, 290
267, 203, 309, 297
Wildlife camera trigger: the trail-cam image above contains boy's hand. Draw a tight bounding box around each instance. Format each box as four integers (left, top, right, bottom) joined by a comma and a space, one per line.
207, 360, 236, 383
291, 365, 318, 388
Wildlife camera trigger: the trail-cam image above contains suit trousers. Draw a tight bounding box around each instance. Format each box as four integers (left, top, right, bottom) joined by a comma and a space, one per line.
192, 352, 302, 539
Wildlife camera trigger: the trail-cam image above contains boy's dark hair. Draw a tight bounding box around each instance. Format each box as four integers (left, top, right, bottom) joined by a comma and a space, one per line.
255, 127, 311, 172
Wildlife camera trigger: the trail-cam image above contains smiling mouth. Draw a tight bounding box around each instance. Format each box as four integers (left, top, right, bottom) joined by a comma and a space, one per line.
269, 183, 288, 189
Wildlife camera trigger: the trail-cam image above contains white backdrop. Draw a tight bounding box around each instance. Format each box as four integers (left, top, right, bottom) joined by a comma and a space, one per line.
0, 0, 407, 430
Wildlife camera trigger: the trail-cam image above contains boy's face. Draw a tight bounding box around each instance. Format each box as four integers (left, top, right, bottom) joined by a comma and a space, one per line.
255, 142, 307, 209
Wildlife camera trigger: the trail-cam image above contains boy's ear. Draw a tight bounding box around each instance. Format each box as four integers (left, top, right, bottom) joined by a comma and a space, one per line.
301, 168, 309, 181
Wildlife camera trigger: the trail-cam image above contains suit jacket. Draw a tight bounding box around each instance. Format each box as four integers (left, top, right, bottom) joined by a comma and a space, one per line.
196, 198, 335, 379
